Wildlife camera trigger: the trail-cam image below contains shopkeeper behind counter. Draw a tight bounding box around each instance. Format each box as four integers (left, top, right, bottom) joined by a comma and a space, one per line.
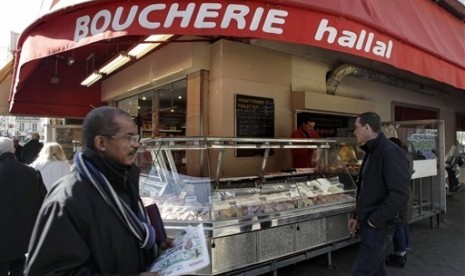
291, 115, 319, 168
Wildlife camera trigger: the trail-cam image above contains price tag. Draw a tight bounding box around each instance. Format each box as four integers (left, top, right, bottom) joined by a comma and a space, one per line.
185, 196, 198, 205
289, 188, 300, 198
265, 193, 290, 203
235, 196, 259, 206
212, 201, 232, 211
179, 191, 187, 199
208, 195, 221, 205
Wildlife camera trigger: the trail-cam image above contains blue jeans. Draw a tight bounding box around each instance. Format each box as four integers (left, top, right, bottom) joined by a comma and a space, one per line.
392, 223, 409, 253
352, 223, 395, 276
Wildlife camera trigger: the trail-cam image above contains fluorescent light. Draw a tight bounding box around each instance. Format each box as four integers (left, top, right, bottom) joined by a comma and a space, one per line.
128, 34, 173, 59
80, 34, 173, 86
99, 53, 132, 75
81, 72, 103, 87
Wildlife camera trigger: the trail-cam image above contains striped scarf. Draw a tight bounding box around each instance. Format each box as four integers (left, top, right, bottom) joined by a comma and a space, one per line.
74, 151, 156, 250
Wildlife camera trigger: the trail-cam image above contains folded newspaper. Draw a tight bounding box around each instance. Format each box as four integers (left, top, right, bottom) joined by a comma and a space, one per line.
148, 223, 210, 276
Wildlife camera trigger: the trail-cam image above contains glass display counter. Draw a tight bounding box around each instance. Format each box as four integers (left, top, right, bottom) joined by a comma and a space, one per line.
382, 119, 446, 226
335, 137, 364, 179
137, 137, 358, 275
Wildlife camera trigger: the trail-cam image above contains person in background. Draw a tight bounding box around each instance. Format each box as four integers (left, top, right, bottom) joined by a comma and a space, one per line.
13, 137, 24, 162
21, 132, 43, 164
290, 115, 319, 168
385, 137, 414, 268
30, 142, 71, 191
348, 112, 410, 276
25, 106, 172, 276
0, 137, 47, 276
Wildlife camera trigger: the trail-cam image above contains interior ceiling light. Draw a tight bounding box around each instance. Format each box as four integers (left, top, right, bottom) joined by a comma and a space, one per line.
50, 57, 60, 84
128, 34, 173, 59
170, 89, 175, 112
67, 56, 75, 66
81, 71, 104, 87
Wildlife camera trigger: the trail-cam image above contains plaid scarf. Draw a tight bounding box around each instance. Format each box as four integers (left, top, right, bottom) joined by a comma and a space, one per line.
74, 151, 156, 250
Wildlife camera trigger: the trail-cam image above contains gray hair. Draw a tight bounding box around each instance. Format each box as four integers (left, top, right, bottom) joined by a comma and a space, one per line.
0, 137, 15, 155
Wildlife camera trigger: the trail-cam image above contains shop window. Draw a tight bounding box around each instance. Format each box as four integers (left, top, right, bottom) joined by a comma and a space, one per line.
117, 79, 187, 139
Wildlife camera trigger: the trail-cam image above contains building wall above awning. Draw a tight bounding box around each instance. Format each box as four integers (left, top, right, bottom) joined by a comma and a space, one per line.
0, 60, 13, 115
9, 0, 465, 117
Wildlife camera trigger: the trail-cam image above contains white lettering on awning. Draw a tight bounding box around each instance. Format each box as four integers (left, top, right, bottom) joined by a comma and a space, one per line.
73, 2, 288, 42
314, 19, 393, 59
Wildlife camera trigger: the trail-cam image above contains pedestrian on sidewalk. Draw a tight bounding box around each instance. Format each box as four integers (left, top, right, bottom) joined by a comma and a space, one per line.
21, 132, 43, 165
348, 112, 411, 276
30, 142, 71, 191
0, 137, 47, 276
24, 106, 172, 276
13, 137, 24, 163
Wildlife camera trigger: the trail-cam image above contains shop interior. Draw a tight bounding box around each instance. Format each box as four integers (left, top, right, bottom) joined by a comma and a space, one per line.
296, 112, 356, 138
118, 79, 187, 139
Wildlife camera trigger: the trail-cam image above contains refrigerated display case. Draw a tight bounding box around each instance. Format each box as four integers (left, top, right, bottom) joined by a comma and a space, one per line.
44, 124, 82, 160
335, 137, 364, 180
137, 137, 359, 275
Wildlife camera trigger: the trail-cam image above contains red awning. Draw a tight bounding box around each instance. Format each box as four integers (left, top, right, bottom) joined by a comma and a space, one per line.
10, 0, 465, 117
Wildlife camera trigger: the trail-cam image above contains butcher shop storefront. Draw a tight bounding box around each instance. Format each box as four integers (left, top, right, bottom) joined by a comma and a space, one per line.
8, 0, 465, 274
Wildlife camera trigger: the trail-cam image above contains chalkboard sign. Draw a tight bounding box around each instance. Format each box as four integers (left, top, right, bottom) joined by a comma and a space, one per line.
235, 94, 274, 157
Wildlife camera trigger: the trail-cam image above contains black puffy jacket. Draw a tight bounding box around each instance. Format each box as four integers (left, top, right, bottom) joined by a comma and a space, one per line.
355, 133, 411, 227
25, 149, 155, 276
0, 152, 46, 262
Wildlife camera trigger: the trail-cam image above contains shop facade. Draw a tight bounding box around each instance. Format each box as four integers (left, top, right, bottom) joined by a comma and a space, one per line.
8, 0, 465, 150
5, 0, 465, 274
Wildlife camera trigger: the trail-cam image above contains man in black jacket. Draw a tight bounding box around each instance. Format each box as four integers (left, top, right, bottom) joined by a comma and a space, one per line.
0, 137, 47, 276
25, 106, 171, 276
13, 138, 24, 162
21, 132, 43, 164
348, 112, 410, 276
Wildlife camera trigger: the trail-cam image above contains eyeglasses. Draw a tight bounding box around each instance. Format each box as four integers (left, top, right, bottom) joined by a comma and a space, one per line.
101, 134, 140, 144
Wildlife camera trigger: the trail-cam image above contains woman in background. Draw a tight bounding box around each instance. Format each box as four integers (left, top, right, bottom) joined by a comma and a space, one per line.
31, 142, 71, 191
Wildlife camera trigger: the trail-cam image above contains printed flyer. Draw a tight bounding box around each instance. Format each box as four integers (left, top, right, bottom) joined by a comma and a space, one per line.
149, 224, 210, 276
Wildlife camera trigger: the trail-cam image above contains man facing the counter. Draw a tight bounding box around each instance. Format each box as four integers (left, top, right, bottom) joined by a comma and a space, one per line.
25, 106, 172, 276
348, 112, 410, 276
290, 115, 319, 168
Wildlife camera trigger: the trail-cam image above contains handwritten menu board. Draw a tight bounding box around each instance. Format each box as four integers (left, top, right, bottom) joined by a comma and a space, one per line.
235, 94, 274, 157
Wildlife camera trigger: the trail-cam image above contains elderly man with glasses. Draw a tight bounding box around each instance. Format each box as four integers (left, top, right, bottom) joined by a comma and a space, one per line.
25, 106, 172, 276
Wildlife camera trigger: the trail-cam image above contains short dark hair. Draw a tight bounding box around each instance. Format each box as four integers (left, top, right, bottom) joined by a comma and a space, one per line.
299, 114, 314, 127
82, 106, 131, 150
358, 112, 381, 133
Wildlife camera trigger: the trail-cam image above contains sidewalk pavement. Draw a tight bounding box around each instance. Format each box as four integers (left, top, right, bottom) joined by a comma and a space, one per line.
275, 188, 465, 276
